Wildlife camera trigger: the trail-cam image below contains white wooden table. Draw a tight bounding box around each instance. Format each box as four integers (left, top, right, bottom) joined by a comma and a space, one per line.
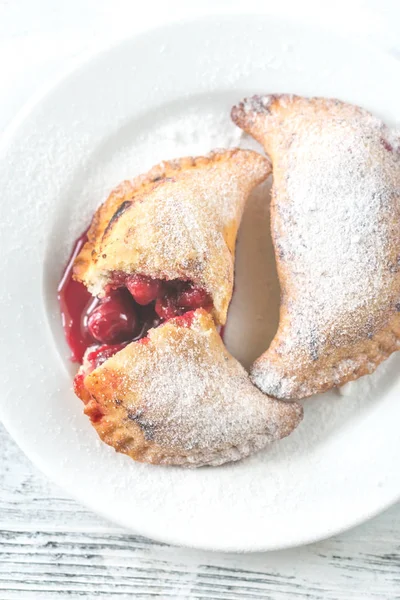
2, 422, 400, 599
1, 2, 400, 598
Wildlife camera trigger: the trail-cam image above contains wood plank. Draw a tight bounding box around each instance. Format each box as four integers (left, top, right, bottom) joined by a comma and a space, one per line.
0, 528, 399, 599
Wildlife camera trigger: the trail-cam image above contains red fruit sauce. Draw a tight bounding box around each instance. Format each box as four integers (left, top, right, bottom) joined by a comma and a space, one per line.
57, 231, 94, 363
86, 289, 138, 344
58, 229, 213, 365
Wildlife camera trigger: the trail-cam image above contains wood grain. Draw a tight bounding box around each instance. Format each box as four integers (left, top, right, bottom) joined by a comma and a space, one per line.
1, 424, 400, 599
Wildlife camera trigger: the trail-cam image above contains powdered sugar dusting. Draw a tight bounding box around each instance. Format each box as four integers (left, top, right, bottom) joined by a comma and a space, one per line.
283, 117, 398, 340
86, 311, 302, 467
235, 96, 400, 398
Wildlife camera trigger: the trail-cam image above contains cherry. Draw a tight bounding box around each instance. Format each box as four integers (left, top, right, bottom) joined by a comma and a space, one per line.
86, 291, 138, 344
155, 296, 183, 320
126, 274, 163, 305
177, 283, 212, 309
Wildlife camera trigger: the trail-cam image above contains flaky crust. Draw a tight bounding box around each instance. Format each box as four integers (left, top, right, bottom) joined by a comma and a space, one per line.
77, 310, 303, 467
73, 149, 270, 324
232, 94, 400, 399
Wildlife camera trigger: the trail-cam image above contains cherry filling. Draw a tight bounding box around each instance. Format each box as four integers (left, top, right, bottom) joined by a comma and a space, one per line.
85, 289, 138, 344
58, 231, 213, 369
126, 274, 162, 305
107, 273, 213, 321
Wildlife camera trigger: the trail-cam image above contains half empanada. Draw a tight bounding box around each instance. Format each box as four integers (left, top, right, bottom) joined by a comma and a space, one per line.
232, 94, 400, 399
73, 149, 270, 325
74, 309, 303, 467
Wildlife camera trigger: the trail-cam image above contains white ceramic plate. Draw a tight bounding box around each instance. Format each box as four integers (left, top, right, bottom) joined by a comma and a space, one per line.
1, 14, 400, 552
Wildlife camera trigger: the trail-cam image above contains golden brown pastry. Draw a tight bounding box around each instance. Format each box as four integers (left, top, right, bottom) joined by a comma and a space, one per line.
74, 309, 303, 467
232, 94, 400, 399
73, 149, 270, 325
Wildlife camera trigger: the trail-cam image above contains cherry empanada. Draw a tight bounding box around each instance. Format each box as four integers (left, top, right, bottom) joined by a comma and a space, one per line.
232, 94, 400, 399
73, 149, 270, 325
74, 309, 303, 467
